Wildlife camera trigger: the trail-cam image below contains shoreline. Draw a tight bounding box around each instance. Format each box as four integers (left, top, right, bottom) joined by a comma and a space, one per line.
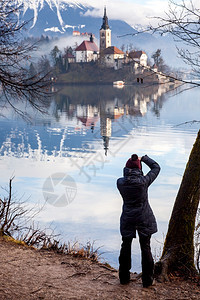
52, 80, 181, 87
53, 81, 162, 86
0, 236, 199, 299
53, 63, 181, 87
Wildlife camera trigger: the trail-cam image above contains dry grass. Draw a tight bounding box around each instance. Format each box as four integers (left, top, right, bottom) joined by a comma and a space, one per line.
0, 178, 101, 263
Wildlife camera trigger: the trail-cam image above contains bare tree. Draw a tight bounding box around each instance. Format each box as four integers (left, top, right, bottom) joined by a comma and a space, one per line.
0, 178, 100, 260
195, 209, 200, 273
0, 177, 34, 237
50, 45, 62, 66
149, 0, 200, 78
120, 44, 125, 52
155, 130, 200, 280
141, 0, 200, 279
119, 0, 200, 85
0, 1, 51, 114
0, 177, 60, 250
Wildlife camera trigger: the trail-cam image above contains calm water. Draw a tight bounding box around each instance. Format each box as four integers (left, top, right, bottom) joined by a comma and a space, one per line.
0, 84, 200, 271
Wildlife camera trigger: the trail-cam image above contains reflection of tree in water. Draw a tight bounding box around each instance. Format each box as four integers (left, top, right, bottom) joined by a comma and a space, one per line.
54, 94, 71, 121
151, 94, 165, 118
55, 84, 170, 115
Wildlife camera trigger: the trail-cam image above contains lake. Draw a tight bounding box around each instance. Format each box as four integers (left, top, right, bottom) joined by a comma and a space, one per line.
0, 83, 199, 272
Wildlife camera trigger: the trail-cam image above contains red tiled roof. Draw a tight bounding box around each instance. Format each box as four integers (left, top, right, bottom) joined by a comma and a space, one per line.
103, 46, 124, 55
75, 41, 99, 52
129, 51, 146, 59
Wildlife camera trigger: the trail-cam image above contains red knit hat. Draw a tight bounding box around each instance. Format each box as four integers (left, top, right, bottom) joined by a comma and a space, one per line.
126, 154, 141, 169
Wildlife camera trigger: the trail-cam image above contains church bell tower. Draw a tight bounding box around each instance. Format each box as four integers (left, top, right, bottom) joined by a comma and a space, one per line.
100, 7, 111, 53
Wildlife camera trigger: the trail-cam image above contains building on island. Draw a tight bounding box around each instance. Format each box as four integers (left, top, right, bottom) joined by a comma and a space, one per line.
102, 46, 125, 69
128, 51, 148, 67
74, 7, 149, 73
75, 34, 99, 63
73, 30, 80, 36
152, 64, 158, 72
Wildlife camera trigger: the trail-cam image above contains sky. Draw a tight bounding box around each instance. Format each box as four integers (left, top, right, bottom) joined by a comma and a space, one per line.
82, 0, 200, 27
81, 0, 169, 27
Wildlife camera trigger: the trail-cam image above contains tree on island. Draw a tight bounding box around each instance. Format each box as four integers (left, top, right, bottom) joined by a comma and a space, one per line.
0, 0, 51, 114
151, 49, 166, 72
50, 46, 66, 74
50, 46, 61, 66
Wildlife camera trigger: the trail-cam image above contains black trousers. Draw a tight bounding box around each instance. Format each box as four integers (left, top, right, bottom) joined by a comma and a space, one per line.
119, 234, 154, 286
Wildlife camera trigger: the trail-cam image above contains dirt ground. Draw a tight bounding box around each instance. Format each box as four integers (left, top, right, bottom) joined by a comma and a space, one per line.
0, 237, 199, 300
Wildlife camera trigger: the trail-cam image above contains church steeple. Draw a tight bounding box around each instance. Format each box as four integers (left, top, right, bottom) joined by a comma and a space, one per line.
100, 7, 111, 53
101, 7, 110, 30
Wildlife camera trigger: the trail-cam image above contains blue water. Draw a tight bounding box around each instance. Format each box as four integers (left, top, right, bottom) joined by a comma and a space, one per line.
0, 84, 199, 271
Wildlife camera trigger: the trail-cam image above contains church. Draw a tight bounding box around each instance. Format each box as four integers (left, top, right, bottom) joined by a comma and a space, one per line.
75, 7, 148, 69
75, 34, 99, 63
99, 8, 125, 69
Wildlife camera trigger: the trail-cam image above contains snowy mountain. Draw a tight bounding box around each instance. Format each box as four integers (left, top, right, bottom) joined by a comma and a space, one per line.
18, 1, 156, 50
17, 0, 86, 31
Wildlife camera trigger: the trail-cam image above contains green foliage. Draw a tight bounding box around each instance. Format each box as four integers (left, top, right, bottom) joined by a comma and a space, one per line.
50, 46, 61, 66
50, 46, 69, 75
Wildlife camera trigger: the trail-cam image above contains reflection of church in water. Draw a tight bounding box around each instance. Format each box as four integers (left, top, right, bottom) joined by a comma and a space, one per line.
76, 100, 125, 155
101, 116, 111, 156
100, 101, 125, 155
75, 82, 171, 155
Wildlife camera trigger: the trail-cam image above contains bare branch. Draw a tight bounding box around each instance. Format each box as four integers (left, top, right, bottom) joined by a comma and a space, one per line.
0, 0, 53, 116
119, 0, 200, 83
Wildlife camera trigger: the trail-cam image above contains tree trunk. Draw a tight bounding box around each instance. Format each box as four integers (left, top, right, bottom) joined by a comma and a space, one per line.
155, 130, 200, 281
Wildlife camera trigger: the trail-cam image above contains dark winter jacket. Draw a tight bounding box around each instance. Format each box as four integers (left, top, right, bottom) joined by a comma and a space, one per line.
117, 155, 160, 238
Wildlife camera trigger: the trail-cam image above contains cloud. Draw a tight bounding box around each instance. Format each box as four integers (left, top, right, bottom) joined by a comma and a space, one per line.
80, 0, 169, 27
78, 0, 200, 27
